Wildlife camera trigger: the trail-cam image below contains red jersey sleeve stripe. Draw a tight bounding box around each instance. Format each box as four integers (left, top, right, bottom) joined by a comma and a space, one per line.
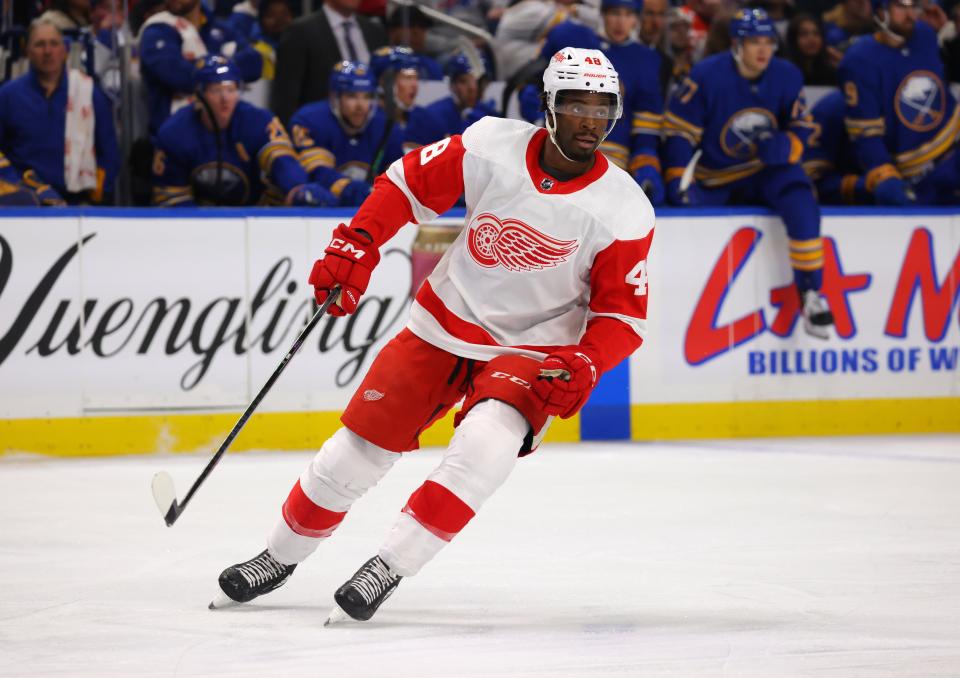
385, 136, 467, 223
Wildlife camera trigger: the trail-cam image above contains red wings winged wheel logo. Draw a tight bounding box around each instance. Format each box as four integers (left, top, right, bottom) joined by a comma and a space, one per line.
466, 213, 579, 272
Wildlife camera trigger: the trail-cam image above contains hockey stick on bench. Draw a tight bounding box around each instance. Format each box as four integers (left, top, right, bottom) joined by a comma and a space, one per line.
151, 288, 341, 527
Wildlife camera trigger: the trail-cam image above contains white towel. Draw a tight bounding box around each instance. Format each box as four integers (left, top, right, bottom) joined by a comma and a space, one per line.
64, 68, 97, 193
138, 11, 209, 114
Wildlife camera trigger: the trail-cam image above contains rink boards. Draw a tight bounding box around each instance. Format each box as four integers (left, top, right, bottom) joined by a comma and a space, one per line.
1, 207, 958, 456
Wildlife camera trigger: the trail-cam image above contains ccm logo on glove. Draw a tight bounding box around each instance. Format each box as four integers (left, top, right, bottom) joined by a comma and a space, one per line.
328, 238, 368, 260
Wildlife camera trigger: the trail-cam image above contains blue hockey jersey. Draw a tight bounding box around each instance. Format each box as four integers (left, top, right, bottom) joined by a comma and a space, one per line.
838, 22, 959, 191
403, 95, 499, 149
600, 39, 663, 174
803, 90, 868, 204
152, 100, 306, 206
289, 100, 404, 196
139, 7, 263, 136
663, 51, 815, 188
0, 66, 119, 203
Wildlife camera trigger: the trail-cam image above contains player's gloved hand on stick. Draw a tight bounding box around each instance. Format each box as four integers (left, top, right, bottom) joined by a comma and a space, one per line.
873, 175, 914, 206
756, 131, 796, 166
309, 223, 380, 316
533, 348, 599, 419
338, 179, 372, 207
666, 178, 704, 206
289, 182, 337, 206
633, 164, 665, 206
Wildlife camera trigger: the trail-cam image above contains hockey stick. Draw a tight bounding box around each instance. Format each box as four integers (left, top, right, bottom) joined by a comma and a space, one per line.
151, 288, 341, 527
679, 149, 702, 195
194, 90, 224, 206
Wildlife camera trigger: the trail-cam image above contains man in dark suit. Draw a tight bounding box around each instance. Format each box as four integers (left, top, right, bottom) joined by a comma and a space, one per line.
271, 0, 387, 124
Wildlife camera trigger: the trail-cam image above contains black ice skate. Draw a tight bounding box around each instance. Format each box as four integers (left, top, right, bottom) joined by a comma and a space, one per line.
801, 289, 834, 340
209, 549, 297, 609
325, 555, 402, 624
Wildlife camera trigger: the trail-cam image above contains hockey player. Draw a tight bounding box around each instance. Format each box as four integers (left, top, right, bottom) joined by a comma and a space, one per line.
369, 46, 421, 130
212, 47, 655, 624
403, 53, 500, 151
803, 90, 870, 204
838, 0, 960, 205
663, 8, 834, 339
598, 0, 665, 205
288, 60, 404, 206
152, 56, 333, 207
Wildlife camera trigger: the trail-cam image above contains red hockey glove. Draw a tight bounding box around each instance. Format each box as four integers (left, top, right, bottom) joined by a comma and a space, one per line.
533, 349, 600, 419
308, 223, 380, 316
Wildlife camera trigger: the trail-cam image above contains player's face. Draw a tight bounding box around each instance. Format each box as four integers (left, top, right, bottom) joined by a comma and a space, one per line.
885, 0, 919, 38
394, 70, 419, 108
795, 18, 823, 58
603, 7, 638, 44
203, 81, 240, 129
339, 91, 373, 128
740, 36, 776, 74
669, 18, 691, 50
640, 0, 667, 44
27, 24, 67, 79
451, 73, 479, 109
552, 91, 616, 163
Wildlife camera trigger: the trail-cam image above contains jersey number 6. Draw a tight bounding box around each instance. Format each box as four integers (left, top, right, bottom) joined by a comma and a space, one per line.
625, 260, 648, 295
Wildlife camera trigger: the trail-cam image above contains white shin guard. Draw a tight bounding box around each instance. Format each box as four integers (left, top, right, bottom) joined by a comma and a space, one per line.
380, 399, 529, 576
268, 427, 399, 564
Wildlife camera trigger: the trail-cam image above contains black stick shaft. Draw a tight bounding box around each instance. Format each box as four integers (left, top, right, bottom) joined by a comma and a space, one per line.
171, 291, 339, 522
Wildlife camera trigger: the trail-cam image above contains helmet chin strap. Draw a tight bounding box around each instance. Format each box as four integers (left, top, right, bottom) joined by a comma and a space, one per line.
874, 11, 906, 46
732, 41, 744, 68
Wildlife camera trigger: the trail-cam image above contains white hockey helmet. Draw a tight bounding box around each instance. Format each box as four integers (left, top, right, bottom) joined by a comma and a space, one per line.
542, 47, 623, 160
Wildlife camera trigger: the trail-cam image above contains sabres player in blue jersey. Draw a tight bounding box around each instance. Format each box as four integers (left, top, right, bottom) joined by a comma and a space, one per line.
839, 0, 960, 205
152, 56, 333, 207
403, 53, 499, 150
289, 61, 405, 207
369, 46, 423, 134
803, 90, 870, 204
598, 0, 665, 205
664, 8, 834, 339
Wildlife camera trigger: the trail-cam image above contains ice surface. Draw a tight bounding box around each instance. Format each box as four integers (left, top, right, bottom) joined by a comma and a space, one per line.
1, 436, 959, 677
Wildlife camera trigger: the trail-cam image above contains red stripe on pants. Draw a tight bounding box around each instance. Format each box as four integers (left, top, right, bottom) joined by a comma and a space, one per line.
282, 480, 346, 538
402, 480, 475, 542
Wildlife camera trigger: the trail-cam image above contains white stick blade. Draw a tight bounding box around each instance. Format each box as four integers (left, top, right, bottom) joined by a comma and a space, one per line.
680, 149, 702, 193
151, 471, 178, 526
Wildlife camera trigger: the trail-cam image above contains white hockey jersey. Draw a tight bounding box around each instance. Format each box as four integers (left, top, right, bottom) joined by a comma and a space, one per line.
357, 116, 656, 368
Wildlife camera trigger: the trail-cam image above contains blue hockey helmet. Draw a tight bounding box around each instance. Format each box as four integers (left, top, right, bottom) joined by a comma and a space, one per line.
728, 8, 778, 40
445, 52, 485, 79
193, 55, 241, 89
540, 20, 602, 60
601, 0, 641, 12
329, 60, 376, 94
370, 46, 418, 82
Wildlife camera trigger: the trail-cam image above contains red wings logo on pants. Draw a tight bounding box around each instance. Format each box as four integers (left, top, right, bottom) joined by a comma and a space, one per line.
466, 212, 579, 272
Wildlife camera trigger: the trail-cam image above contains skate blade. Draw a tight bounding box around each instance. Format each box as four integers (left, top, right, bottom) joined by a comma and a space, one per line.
323, 604, 351, 627
208, 590, 241, 610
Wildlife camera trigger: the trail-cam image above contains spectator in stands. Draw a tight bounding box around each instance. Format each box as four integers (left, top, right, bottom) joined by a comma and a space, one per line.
494, 0, 601, 80
785, 13, 838, 84
803, 89, 869, 203
638, 0, 674, 96
403, 52, 499, 150
594, 2, 666, 204
271, 0, 386, 125
251, 0, 297, 80
0, 19, 119, 205
370, 46, 423, 130
39, 0, 91, 30
152, 55, 333, 207
289, 61, 403, 206
665, 5, 696, 85
821, 0, 874, 59
385, 5, 444, 80
139, 0, 263, 137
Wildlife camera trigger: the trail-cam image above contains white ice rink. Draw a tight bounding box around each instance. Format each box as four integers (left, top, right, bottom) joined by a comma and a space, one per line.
2, 435, 959, 677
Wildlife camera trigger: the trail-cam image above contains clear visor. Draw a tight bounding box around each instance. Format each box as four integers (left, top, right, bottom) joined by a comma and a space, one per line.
553, 100, 619, 120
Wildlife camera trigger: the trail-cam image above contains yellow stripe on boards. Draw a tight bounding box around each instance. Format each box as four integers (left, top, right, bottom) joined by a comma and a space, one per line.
1, 409, 582, 458
630, 398, 960, 439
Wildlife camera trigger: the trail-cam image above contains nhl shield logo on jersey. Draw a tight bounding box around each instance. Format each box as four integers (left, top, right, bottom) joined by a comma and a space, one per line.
720, 108, 777, 159
895, 71, 946, 132
540, 178, 555, 191
466, 212, 579, 272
